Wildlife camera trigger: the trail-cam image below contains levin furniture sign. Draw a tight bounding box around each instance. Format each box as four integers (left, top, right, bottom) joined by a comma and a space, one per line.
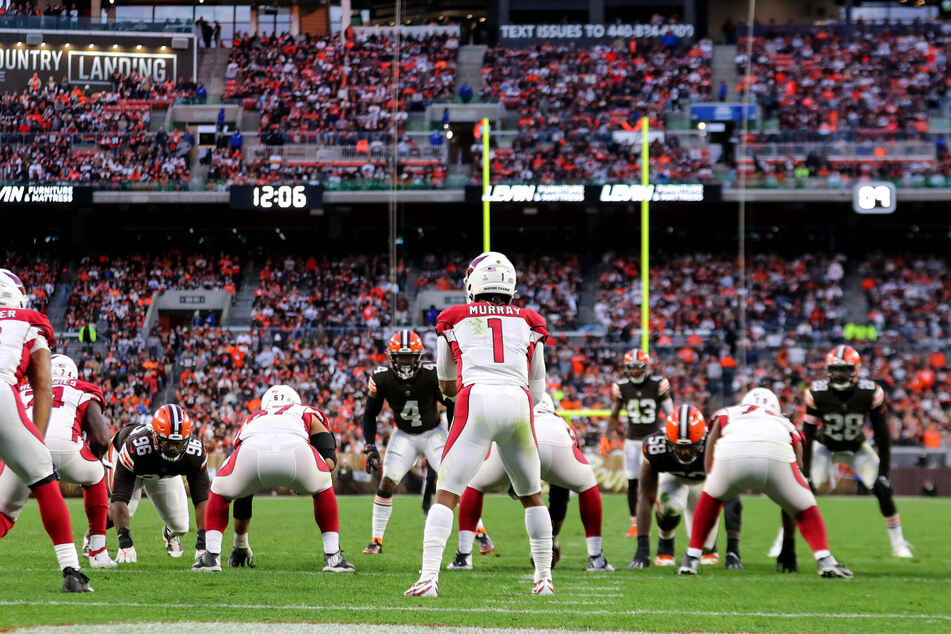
0, 31, 194, 87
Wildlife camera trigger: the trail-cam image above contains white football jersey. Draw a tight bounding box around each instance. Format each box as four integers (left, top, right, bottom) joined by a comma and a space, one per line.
0, 308, 53, 386
20, 378, 105, 444
711, 404, 798, 461
435, 303, 547, 387
237, 403, 327, 445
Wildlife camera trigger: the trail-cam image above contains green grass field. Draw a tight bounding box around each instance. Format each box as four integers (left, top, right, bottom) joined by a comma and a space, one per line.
0, 494, 949, 632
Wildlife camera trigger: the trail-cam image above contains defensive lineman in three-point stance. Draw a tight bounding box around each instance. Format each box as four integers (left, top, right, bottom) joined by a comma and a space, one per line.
405, 252, 554, 598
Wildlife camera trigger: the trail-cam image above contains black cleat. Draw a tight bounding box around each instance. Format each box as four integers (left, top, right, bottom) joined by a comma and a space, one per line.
191, 551, 222, 572
228, 547, 254, 568
323, 550, 355, 572
62, 567, 93, 593
725, 552, 744, 570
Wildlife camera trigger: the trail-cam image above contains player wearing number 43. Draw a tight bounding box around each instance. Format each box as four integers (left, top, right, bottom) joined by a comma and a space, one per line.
767, 346, 913, 559
361, 330, 456, 555
609, 349, 674, 538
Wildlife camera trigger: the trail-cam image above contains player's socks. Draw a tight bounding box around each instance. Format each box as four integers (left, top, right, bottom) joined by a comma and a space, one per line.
206, 530, 223, 555
314, 488, 340, 534
371, 494, 393, 540
205, 492, 230, 534
457, 530, 475, 555
585, 536, 602, 557
31, 480, 74, 546
459, 488, 483, 532
525, 505, 553, 579
234, 532, 250, 549
727, 537, 740, 557
421, 503, 453, 575
54, 543, 80, 571
578, 486, 602, 539
322, 531, 340, 555
83, 478, 108, 548
794, 506, 830, 555
0, 512, 13, 538
687, 492, 724, 551
885, 514, 905, 543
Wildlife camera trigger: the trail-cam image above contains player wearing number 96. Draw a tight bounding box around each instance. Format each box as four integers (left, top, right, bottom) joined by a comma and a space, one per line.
362, 329, 454, 555
797, 346, 912, 558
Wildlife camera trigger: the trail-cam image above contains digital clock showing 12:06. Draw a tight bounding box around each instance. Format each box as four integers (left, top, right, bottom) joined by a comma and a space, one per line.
230, 185, 321, 210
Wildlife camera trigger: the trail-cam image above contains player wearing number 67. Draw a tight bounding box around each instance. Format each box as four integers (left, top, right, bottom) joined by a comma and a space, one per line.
361, 329, 455, 555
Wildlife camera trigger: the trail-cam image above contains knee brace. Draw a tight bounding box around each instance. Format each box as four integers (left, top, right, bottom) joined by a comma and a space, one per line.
873, 476, 897, 517
548, 485, 570, 524
724, 497, 742, 533
656, 510, 681, 533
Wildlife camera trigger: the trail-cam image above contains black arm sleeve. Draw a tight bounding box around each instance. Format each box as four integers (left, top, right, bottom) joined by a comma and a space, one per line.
802, 421, 817, 476
362, 393, 385, 444
186, 467, 211, 506
110, 464, 136, 504
870, 405, 890, 476
442, 398, 455, 427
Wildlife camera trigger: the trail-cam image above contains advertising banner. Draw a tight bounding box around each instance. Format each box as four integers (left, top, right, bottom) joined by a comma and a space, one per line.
499, 23, 695, 45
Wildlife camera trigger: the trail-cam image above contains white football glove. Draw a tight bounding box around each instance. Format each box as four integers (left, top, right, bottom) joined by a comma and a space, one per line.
116, 546, 138, 564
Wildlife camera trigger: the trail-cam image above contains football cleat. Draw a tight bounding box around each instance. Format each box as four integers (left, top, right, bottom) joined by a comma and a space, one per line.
725, 552, 744, 570
323, 550, 355, 573
447, 551, 473, 570
625, 521, 638, 538
767, 528, 784, 558
701, 552, 719, 566
532, 576, 554, 595
817, 556, 853, 579
62, 567, 93, 593
88, 548, 117, 569
81, 531, 90, 558
405, 574, 439, 597
654, 554, 676, 567
476, 528, 494, 555
677, 554, 700, 575
628, 554, 650, 569
363, 538, 383, 554
891, 541, 913, 559
191, 551, 222, 572
228, 546, 255, 568
163, 526, 184, 558
586, 553, 615, 572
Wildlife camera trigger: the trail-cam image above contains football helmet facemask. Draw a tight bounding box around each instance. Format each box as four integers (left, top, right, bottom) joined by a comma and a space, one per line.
825, 345, 861, 390
387, 329, 424, 381
151, 404, 192, 462
624, 349, 650, 383
666, 404, 706, 465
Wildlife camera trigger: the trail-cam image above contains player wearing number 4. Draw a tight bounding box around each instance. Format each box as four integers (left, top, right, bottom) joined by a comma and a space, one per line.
362, 330, 459, 555
768, 346, 912, 559
609, 350, 673, 538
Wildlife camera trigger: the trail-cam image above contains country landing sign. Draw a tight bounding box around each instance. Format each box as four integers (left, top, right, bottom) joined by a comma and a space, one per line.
68, 51, 177, 85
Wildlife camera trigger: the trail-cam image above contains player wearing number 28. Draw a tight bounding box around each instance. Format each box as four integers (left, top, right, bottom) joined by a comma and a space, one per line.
362, 329, 454, 554
405, 252, 554, 598
801, 346, 912, 558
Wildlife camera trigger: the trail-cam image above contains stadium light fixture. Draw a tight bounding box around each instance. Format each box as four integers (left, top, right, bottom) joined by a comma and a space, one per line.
160, 45, 167, 50
88, 43, 95, 48
446, 130, 453, 139
136, 44, 142, 49
112, 44, 119, 49
15, 41, 21, 47
64, 43, 70, 48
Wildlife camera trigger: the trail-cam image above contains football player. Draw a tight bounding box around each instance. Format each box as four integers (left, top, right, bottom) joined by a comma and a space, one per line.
362, 329, 456, 554
609, 350, 673, 538
798, 346, 911, 558
0, 354, 115, 568
678, 388, 852, 578
194, 385, 353, 573
405, 251, 553, 598
0, 271, 90, 592
109, 404, 209, 564
628, 404, 744, 570
448, 394, 613, 572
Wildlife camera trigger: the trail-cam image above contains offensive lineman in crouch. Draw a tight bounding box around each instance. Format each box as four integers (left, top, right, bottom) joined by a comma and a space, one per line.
362, 329, 460, 554
405, 252, 554, 597
449, 393, 613, 572
194, 385, 353, 572
110, 404, 210, 563
0, 270, 91, 591
0, 354, 116, 568
629, 404, 743, 570
609, 350, 673, 538
801, 346, 912, 558
678, 388, 852, 578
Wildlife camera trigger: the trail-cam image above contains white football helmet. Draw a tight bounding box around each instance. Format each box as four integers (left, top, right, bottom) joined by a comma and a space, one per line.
741, 387, 781, 414
534, 393, 556, 415
0, 269, 26, 309
464, 251, 517, 303
51, 354, 78, 381
261, 385, 301, 412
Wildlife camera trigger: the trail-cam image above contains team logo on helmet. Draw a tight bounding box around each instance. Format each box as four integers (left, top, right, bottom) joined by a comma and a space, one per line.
151, 404, 193, 462
387, 329, 424, 381
0, 268, 26, 309
825, 345, 861, 390
665, 404, 706, 465
50, 354, 78, 381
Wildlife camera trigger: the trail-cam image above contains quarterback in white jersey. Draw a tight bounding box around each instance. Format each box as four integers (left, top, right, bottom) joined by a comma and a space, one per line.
0, 270, 90, 591
406, 252, 554, 598
450, 393, 612, 572
677, 388, 852, 579
0, 354, 115, 568
194, 385, 354, 573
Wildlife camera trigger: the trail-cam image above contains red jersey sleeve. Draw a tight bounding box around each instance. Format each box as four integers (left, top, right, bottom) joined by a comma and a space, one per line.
522, 308, 549, 342
23, 309, 55, 348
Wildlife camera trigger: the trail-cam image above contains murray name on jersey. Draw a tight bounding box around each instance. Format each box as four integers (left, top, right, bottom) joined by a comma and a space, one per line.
368, 363, 444, 434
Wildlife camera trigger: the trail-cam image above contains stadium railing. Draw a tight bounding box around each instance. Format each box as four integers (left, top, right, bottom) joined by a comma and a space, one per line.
0, 14, 194, 32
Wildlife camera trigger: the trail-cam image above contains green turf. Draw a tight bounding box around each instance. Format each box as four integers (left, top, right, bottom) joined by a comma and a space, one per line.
0, 494, 949, 632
